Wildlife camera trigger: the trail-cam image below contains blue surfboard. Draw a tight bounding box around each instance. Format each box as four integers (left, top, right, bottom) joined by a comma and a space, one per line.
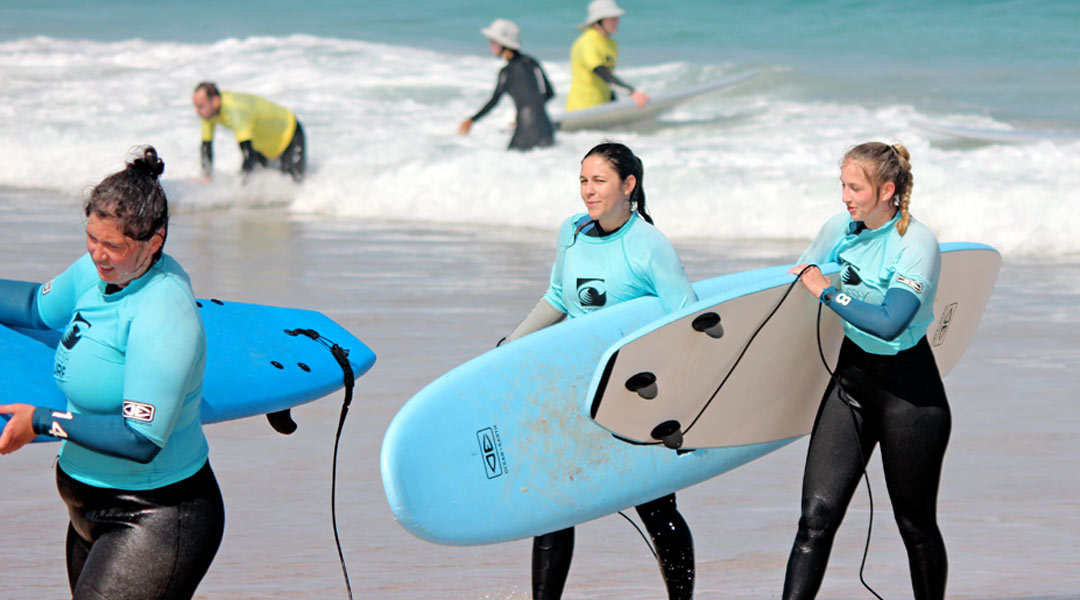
1, 298, 376, 441
380, 268, 797, 547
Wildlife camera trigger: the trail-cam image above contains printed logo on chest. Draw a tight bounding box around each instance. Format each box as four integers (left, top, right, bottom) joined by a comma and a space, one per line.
576, 278, 607, 309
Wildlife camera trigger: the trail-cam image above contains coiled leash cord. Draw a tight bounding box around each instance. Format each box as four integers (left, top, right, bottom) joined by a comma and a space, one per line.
284, 328, 356, 600
632, 265, 883, 598
812, 307, 883, 600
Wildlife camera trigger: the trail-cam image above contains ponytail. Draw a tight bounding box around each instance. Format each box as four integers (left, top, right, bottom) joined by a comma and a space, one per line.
85, 146, 170, 257
583, 141, 653, 224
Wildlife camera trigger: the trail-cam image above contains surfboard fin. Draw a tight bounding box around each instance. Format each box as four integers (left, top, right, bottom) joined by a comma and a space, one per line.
266, 409, 298, 435
650, 420, 684, 450
625, 371, 658, 399
691, 312, 724, 338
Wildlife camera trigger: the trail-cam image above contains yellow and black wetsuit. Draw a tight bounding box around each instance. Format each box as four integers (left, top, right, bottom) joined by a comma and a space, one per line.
566, 27, 638, 112
200, 91, 305, 182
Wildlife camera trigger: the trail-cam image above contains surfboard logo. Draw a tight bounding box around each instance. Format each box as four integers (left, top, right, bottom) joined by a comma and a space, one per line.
932, 302, 957, 346
576, 278, 607, 310
41, 279, 53, 295
123, 401, 156, 423
476, 426, 507, 479
60, 312, 91, 350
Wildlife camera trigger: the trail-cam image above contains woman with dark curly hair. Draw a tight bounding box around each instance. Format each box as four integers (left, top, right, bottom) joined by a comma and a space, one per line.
0, 147, 224, 600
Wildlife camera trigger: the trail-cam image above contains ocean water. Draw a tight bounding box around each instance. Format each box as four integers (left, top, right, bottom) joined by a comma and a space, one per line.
1, 0, 1079, 256
2, 1, 1079, 598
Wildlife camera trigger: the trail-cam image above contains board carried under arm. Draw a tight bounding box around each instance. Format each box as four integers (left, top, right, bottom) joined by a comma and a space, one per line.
587, 242, 1001, 450
1, 298, 376, 443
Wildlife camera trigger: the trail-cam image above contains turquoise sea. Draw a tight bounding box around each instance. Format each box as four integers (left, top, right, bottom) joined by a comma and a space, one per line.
1, 0, 1078, 255
2, 1, 1079, 598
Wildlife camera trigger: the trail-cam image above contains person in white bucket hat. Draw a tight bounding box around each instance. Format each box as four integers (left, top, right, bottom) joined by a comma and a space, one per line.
565, 0, 649, 112
458, 18, 556, 151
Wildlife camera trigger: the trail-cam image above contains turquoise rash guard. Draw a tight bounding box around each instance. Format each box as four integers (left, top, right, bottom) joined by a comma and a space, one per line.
799, 211, 941, 355
544, 212, 697, 318
18, 253, 209, 490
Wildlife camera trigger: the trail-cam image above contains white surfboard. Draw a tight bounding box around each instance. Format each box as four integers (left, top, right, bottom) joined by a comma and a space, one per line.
587, 242, 1000, 449
553, 71, 758, 132
915, 120, 1080, 144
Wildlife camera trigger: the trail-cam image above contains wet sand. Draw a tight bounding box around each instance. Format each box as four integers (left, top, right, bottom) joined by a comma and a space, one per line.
2, 188, 1078, 598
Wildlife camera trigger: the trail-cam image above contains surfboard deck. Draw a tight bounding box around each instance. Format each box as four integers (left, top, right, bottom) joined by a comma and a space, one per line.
1, 298, 376, 441
588, 243, 1000, 449
553, 71, 758, 132
915, 120, 1080, 144
380, 265, 802, 547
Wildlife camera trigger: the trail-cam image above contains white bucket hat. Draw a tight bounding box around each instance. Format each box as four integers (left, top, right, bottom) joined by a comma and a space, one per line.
481, 18, 522, 51
579, 0, 626, 29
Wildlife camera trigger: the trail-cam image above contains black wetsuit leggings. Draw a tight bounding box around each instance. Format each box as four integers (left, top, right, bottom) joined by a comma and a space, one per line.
243, 121, 306, 182
532, 493, 694, 599
57, 461, 225, 600
783, 337, 950, 600
278, 121, 306, 182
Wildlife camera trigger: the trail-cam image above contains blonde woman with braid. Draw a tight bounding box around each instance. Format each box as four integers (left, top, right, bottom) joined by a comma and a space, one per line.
783, 142, 949, 599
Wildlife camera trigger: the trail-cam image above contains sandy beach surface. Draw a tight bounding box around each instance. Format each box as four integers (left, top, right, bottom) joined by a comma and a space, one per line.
2, 186, 1078, 599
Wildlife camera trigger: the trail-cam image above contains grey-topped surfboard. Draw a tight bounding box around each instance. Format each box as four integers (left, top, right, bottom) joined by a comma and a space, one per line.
553, 71, 758, 132
587, 242, 1000, 449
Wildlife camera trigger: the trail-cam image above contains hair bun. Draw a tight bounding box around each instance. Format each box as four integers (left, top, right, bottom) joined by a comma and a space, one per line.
130, 146, 165, 179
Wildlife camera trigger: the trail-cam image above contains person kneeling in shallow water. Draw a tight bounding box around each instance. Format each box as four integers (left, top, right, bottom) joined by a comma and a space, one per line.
193, 81, 306, 182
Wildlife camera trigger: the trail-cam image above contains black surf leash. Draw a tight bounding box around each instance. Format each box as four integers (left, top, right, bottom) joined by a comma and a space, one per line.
641, 265, 815, 450
284, 327, 356, 600
628, 265, 884, 598
610, 268, 816, 566
811, 307, 883, 600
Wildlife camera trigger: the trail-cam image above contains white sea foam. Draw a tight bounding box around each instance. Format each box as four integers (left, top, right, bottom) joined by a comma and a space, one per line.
1, 35, 1077, 258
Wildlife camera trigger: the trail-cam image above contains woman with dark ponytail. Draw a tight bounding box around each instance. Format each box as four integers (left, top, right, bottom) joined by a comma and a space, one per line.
502, 141, 696, 599
783, 142, 949, 599
0, 147, 224, 599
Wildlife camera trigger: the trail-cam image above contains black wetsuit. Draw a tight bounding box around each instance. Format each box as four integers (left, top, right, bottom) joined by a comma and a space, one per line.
534, 494, 694, 600
783, 337, 950, 599
470, 52, 555, 151
59, 461, 225, 599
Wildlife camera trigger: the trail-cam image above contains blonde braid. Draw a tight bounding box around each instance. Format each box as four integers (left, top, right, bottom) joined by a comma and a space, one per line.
891, 144, 913, 235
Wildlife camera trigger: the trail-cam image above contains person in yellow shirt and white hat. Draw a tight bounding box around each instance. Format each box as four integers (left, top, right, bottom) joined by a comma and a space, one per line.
565, 0, 650, 112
